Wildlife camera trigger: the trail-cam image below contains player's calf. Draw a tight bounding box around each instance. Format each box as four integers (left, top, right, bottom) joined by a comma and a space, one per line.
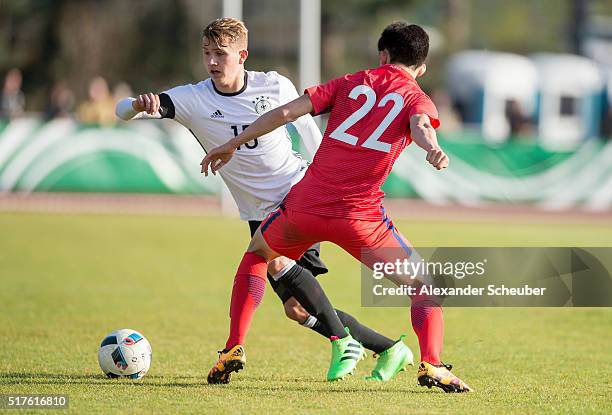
283, 297, 310, 323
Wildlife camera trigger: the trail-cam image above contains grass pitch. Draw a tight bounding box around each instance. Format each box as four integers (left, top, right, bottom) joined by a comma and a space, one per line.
1, 211, 611, 414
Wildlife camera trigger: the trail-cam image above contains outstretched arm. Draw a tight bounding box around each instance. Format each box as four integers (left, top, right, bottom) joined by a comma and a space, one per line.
200, 94, 314, 175
409, 113, 448, 170
115, 93, 163, 120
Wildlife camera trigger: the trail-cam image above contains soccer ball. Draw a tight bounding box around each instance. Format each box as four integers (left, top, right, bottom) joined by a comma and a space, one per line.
98, 329, 152, 379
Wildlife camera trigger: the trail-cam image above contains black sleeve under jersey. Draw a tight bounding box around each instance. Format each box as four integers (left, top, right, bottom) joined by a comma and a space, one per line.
158, 93, 175, 119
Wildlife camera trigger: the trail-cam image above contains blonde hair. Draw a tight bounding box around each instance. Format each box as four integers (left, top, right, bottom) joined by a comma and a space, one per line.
203, 18, 248, 49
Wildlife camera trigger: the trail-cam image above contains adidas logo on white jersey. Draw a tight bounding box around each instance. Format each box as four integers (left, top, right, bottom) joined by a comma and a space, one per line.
210, 110, 224, 119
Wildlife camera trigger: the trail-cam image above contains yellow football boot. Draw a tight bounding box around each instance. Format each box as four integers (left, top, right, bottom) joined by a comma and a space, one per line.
207, 345, 246, 384
417, 361, 472, 393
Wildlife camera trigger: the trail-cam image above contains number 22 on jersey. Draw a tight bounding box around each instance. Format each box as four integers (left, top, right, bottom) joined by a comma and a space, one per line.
329, 85, 404, 153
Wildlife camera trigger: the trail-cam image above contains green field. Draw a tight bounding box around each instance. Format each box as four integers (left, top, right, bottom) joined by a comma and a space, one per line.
1, 212, 611, 414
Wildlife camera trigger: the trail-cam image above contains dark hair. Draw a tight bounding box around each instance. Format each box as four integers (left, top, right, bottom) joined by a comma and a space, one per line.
377, 22, 429, 67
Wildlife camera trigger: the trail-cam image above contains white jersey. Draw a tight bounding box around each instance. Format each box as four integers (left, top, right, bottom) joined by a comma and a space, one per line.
120, 71, 322, 221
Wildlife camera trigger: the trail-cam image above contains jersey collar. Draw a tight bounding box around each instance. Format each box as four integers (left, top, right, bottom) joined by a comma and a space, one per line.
384, 64, 415, 80
212, 72, 248, 97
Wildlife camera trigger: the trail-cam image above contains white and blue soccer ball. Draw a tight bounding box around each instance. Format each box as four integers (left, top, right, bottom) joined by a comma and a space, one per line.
98, 329, 152, 379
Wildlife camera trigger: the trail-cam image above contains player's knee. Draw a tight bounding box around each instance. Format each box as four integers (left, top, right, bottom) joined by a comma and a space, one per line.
283, 298, 309, 323
247, 230, 276, 261
268, 256, 293, 275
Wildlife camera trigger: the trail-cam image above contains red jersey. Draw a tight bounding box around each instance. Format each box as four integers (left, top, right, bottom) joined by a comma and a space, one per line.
285, 64, 440, 220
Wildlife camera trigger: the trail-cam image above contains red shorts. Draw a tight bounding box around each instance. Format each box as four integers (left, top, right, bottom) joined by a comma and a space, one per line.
260, 205, 415, 269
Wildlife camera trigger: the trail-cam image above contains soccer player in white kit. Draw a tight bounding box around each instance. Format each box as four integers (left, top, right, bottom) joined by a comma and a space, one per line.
116, 18, 411, 384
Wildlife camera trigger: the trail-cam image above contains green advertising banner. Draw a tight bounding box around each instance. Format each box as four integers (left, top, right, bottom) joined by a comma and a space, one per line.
385, 133, 612, 210
0, 118, 221, 195
0, 118, 611, 211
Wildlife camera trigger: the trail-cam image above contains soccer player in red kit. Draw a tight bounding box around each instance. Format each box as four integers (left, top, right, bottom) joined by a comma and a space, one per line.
202, 22, 471, 392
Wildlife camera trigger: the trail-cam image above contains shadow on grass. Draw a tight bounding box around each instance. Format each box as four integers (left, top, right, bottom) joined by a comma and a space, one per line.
0, 372, 432, 394
0, 372, 200, 388
2, 373, 105, 380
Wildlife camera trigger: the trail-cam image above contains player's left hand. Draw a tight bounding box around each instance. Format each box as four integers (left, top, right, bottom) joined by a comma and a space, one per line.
426, 148, 449, 170
200, 141, 237, 176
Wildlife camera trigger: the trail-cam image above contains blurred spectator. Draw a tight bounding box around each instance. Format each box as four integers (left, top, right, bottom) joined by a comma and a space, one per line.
505, 99, 533, 138
112, 81, 133, 103
432, 89, 461, 134
44, 81, 75, 120
603, 106, 612, 140
77, 76, 116, 126
0, 68, 26, 120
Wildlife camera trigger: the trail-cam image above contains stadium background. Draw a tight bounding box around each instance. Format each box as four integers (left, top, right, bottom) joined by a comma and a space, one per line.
1, 1, 611, 414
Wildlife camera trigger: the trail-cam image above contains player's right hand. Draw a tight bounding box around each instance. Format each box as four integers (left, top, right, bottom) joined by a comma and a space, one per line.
426, 148, 449, 170
200, 141, 237, 176
132, 93, 160, 115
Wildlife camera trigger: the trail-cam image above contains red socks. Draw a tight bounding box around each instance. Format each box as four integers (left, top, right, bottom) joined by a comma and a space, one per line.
410, 298, 444, 365
225, 252, 268, 350
224, 251, 445, 366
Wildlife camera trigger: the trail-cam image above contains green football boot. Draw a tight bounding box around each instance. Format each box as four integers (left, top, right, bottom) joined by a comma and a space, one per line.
327, 331, 365, 381
365, 335, 414, 381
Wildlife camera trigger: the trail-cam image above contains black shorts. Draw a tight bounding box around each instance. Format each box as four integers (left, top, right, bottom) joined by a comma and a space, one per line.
248, 220, 328, 303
